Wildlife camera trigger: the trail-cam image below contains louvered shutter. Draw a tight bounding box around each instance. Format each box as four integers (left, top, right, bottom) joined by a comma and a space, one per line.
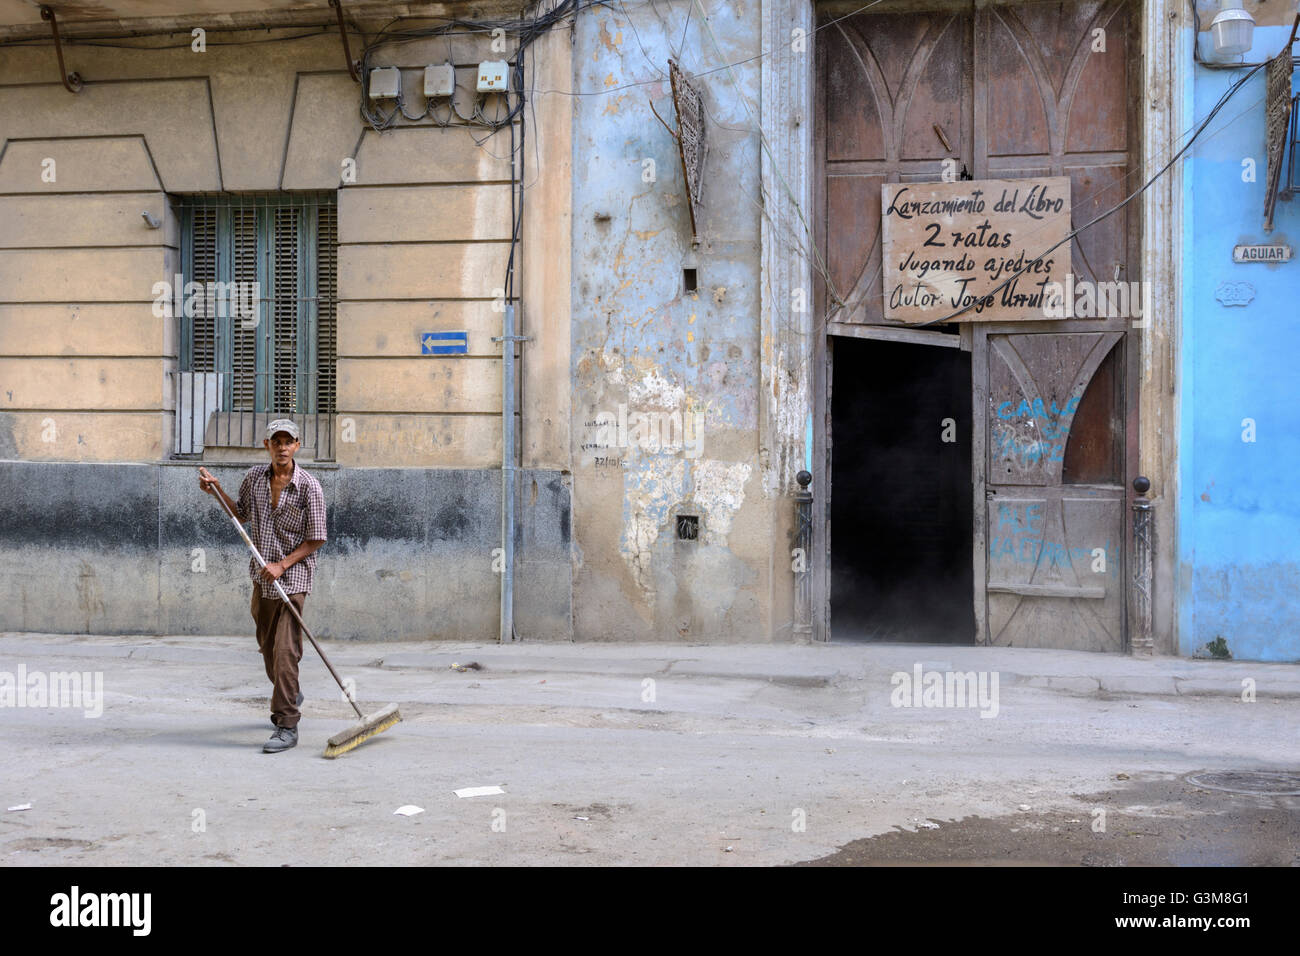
189, 207, 218, 373
231, 206, 259, 410
316, 203, 337, 414
272, 206, 300, 414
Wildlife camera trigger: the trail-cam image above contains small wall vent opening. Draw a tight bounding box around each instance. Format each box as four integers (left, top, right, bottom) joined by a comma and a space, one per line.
683, 268, 698, 293
676, 514, 699, 540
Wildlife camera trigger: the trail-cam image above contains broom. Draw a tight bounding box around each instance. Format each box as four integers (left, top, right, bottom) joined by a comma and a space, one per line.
205, 473, 401, 757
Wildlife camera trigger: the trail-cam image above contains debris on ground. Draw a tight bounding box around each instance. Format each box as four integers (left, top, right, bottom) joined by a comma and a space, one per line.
449, 662, 482, 673
393, 805, 424, 816
454, 785, 505, 798
7, 803, 32, 812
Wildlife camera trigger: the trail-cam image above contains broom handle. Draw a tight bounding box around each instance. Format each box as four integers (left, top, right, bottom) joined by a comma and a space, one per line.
207, 478, 365, 721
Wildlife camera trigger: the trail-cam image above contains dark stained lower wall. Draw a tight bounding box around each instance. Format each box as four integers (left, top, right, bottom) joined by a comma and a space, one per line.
0, 461, 572, 641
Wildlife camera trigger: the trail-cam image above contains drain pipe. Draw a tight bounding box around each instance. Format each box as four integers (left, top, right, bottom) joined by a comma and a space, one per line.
498, 42, 529, 643
498, 304, 519, 643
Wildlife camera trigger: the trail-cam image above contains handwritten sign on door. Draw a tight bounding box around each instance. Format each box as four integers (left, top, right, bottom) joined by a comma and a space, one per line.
881, 177, 1072, 323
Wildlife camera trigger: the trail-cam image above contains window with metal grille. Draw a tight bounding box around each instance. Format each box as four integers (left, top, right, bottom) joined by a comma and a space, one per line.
173, 193, 337, 460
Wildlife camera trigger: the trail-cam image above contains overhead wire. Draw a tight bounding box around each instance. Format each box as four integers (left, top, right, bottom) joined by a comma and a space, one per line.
777, 11, 1281, 337
9, 0, 1278, 337
914, 60, 1269, 326
0, 26, 336, 49
687, 0, 849, 334
533, 0, 889, 97
586, 0, 840, 312
637, 0, 1279, 373
674, 0, 694, 61
350, 0, 1279, 343
357, 0, 593, 131
814, 95, 1269, 341
839, 4, 1299, 329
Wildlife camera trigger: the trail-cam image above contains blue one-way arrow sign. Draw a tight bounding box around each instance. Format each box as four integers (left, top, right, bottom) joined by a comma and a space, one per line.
421, 331, 468, 355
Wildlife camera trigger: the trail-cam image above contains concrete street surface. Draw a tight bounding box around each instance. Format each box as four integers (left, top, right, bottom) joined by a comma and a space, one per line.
2, 633, 1298, 866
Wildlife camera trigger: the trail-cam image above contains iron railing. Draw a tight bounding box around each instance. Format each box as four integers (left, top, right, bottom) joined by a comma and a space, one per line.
171, 371, 335, 462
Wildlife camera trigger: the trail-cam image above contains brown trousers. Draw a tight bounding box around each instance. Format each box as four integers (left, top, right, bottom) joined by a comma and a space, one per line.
250, 586, 305, 729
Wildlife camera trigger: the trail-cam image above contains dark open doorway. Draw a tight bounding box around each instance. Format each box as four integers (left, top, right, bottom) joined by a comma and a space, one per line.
830, 336, 975, 643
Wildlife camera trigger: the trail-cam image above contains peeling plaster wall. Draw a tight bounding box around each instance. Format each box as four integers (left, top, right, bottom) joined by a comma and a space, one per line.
1178, 11, 1300, 662
570, 2, 780, 641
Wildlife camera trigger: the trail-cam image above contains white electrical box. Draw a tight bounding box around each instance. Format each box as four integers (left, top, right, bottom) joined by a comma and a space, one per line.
368, 67, 400, 100
424, 63, 456, 98
476, 60, 509, 93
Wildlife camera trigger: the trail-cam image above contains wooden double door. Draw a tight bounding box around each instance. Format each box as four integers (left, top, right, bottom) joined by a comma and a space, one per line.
816, 0, 1140, 650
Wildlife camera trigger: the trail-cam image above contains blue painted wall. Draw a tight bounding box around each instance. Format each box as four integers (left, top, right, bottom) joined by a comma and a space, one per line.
567, 2, 776, 640
1180, 23, 1300, 661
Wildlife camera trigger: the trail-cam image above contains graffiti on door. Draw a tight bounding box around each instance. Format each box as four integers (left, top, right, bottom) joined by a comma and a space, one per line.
990, 394, 1081, 467
987, 500, 1117, 574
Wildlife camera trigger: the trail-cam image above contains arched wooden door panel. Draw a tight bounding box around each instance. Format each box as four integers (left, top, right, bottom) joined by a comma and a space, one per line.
984, 333, 1124, 651
821, 11, 970, 325
816, 0, 1140, 649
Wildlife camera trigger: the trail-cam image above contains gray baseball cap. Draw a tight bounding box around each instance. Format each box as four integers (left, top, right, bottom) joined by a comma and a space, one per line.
265, 418, 300, 441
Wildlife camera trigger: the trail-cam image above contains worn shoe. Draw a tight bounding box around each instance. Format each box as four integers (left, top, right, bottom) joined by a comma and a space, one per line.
262, 725, 298, 754
270, 691, 305, 729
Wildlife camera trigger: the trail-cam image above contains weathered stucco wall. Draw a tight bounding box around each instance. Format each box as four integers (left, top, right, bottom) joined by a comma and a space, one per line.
0, 28, 542, 467
1179, 10, 1300, 661
569, 2, 785, 641
0, 460, 571, 640
0, 6, 799, 644
0, 21, 576, 640
0, 133, 173, 461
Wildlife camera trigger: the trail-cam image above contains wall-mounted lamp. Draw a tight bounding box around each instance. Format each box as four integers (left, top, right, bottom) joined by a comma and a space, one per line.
1211, 0, 1255, 57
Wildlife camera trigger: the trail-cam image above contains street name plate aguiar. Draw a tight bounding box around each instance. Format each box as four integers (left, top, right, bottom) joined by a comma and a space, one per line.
881, 177, 1072, 323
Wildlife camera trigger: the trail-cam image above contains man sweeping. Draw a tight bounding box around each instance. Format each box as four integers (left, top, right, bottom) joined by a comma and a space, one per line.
197, 419, 327, 754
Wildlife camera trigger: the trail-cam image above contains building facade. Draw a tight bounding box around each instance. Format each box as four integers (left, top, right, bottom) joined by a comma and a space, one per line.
0, 0, 1296, 659
1179, 2, 1300, 661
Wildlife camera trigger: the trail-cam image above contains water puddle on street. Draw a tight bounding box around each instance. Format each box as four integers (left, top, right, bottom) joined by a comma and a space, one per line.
795, 774, 1300, 867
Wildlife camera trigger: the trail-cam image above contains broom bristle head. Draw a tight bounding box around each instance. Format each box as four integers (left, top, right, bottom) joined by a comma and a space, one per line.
322, 703, 401, 759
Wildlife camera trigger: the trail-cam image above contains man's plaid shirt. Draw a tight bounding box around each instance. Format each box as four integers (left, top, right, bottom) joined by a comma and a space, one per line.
235, 462, 328, 598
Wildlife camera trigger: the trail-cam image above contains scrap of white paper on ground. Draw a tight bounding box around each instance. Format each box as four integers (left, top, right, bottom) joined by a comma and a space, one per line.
454, 786, 505, 798
393, 805, 425, 816
7, 804, 32, 812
